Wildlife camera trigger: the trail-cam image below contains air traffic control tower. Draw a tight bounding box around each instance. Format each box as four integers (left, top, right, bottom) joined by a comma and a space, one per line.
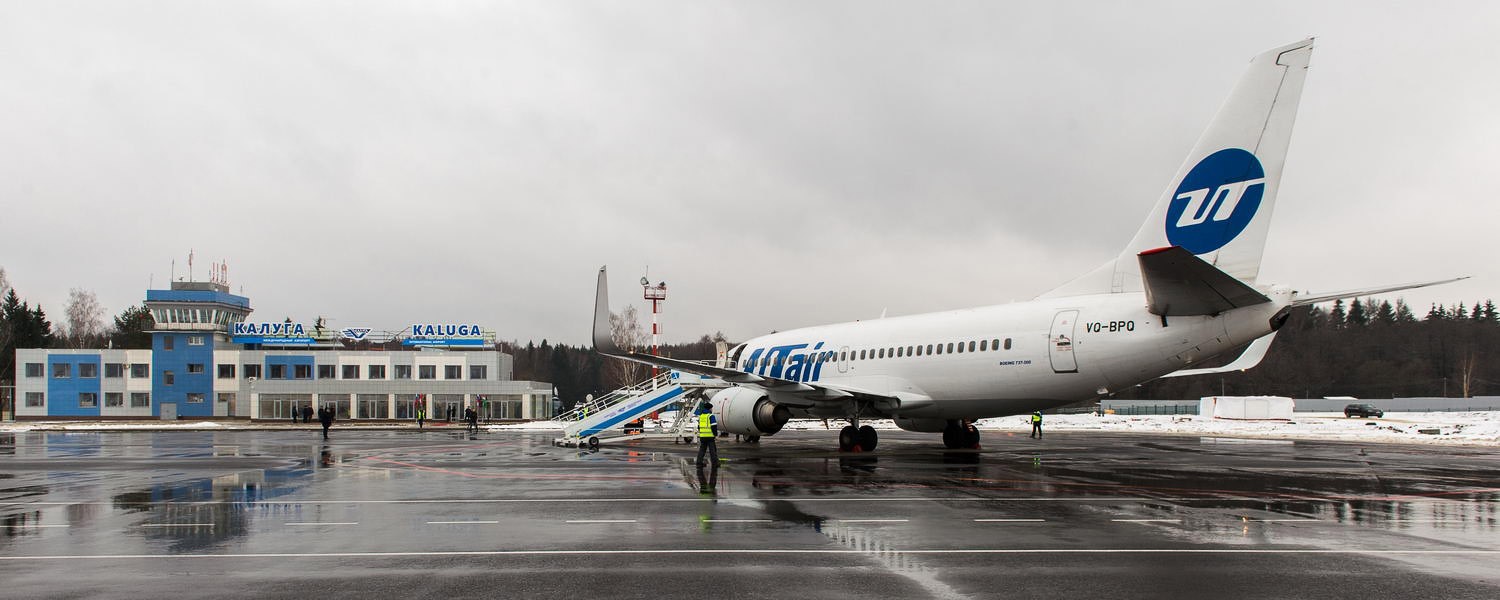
143, 281, 253, 418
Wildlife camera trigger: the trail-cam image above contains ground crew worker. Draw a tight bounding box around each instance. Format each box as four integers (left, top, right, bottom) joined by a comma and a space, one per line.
1030, 410, 1043, 439
696, 402, 719, 466
416, 404, 426, 429
465, 407, 478, 434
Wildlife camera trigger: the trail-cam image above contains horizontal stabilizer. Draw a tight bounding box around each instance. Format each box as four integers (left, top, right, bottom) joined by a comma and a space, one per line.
1139, 247, 1270, 316
1162, 332, 1278, 378
1292, 277, 1469, 306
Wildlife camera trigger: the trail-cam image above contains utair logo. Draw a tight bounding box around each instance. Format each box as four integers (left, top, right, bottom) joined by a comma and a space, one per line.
741, 342, 833, 383
1165, 148, 1266, 254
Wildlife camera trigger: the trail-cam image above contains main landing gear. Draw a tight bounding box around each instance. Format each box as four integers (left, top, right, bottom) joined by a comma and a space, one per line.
837, 413, 878, 452
942, 420, 981, 449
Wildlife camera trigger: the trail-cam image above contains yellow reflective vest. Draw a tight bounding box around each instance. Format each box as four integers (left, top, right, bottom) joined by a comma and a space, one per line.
698, 413, 716, 438
1031, 413, 1042, 423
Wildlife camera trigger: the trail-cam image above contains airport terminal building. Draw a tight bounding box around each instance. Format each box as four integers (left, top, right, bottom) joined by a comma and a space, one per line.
12, 280, 555, 421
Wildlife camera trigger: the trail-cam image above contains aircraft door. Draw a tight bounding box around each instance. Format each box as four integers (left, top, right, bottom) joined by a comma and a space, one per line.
837, 346, 850, 373
1048, 310, 1079, 373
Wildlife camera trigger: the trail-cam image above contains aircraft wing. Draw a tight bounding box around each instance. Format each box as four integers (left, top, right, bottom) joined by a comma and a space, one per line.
1138, 246, 1271, 316
1291, 276, 1469, 306
592, 267, 898, 407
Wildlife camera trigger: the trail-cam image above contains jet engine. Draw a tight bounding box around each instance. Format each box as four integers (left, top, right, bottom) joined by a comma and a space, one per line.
709, 387, 792, 437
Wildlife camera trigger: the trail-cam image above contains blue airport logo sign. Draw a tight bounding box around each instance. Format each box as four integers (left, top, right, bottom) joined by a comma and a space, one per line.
340, 327, 372, 341
1165, 148, 1266, 255
402, 323, 487, 347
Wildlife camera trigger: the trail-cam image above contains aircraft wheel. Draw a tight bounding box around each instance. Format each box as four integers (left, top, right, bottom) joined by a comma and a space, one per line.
858, 425, 878, 452
941, 421, 963, 449
965, 427, 981, 449
838, 425, 859, 451
744, 435, 761, 444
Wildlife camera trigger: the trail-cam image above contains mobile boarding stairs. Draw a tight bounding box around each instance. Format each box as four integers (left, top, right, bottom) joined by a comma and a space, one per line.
554, 369, 729, 448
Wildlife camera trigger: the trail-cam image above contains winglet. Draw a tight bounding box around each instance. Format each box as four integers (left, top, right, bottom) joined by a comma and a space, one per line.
593, 266, 622, 353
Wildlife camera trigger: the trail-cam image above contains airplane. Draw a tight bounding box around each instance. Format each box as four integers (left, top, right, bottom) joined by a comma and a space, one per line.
592, 39, 1462, 452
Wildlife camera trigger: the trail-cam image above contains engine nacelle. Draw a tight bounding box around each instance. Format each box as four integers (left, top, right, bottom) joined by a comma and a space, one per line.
709, 387, 792, 437
893, 417, 948, 433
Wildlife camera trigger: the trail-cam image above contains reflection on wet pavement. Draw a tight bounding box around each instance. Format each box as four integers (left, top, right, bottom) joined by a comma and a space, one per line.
0, 429, 1496, 598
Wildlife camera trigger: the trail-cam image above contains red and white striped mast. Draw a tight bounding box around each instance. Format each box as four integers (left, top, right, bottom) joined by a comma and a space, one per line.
641, 274, 667, 378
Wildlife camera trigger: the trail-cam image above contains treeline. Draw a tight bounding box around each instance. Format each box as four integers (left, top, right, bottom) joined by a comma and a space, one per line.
1117, 298, 1500, 400
0, 267, 157, 382
516, 297, 1500, 407
502, 335, 723, 409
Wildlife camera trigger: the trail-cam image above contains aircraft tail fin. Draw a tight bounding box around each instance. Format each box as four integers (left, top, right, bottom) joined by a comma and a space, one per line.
1044, 39, 1314, 298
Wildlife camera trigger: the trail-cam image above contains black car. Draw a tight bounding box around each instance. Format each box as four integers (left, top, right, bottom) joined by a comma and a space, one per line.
1344, 403, 1384, 418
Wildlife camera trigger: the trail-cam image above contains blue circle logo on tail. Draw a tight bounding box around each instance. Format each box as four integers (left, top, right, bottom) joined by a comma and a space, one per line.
1165, 148, 1266, 255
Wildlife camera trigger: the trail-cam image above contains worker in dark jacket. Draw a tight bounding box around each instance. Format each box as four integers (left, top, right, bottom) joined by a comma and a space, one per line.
695, 402, 719, 466
319, 405, 334, 439
1030, 411, 1043, 439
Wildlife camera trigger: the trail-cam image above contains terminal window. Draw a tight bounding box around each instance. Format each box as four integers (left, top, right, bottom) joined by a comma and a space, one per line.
25, 392, 44, 407
218, 364, 236, 379
268, 364, 286, 379
243, 364, 262, 379
444, 365, 461, 380
187, 363, 204, 374
368, 365, 386, 379
186, 393, 205, 404
163, 336, 174, 351
52, 363, 71, 378
164, 371, 175, 385
78, 392, 98, 408
342, 365, 360, 379
105, 363, 124, 378
470, 365, 488, 380
217, 393, 234, 404
24, 363, 43, 377
130, 393, 150, 408
105, 392, 124, 407
394, 365, 412, 379
318, 365, 336, 379
187, 335, 205, 346
79, 363, 98, 378
131, 363, 150, 378
419, 365, 436, 380
294, 364, 312, 379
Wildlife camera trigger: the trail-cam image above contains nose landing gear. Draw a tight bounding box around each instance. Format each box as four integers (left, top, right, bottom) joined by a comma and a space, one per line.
838, 424, 878, 452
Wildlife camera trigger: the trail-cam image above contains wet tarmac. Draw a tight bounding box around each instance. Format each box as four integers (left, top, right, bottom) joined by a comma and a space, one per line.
1, 428, 1497, 599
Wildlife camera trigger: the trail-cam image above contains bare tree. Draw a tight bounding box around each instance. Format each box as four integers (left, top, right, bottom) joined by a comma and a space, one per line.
607, 305, 648, 387
1459, 351, 1478, 399
0, 267, 10, 364
63, 287, 107, 348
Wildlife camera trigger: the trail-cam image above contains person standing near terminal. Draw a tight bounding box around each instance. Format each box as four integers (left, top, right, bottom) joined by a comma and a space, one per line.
1030, 411, 1043, 439
318, 405, 334, 440
416, 403, 426, 429
465, 406, 478, 434
695, 402, 719, 466
302, 404, 313, 426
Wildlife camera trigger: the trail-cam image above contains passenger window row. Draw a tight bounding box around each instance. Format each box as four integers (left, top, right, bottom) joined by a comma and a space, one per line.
744, 337, 1014, 369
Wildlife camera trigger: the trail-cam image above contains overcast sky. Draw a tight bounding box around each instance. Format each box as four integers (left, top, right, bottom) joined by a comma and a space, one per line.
1, 1, 1496, 345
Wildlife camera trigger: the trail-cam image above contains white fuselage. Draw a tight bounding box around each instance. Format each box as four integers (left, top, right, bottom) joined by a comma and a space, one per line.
731, 288, 1292, 420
